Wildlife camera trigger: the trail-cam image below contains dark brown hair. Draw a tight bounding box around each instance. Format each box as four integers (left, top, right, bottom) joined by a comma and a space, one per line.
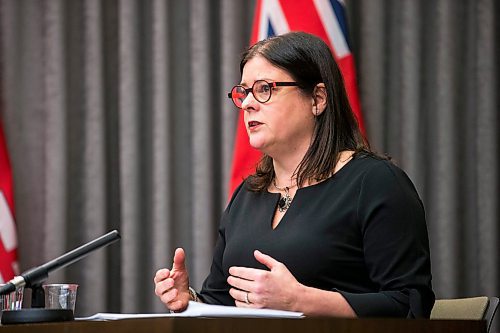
242, 32, 370, 191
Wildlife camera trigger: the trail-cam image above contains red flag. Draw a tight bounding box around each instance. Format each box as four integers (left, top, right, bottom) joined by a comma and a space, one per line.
0, 121, 18, 283
228, 0, 364, 196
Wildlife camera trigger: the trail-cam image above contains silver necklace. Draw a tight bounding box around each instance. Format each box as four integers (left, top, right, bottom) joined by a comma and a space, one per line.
273, 180, 297, 212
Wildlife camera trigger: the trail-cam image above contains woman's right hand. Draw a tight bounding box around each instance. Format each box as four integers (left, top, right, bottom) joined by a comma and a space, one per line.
154, 247, 191, 312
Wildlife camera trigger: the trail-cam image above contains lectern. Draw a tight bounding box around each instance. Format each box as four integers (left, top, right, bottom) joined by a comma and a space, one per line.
0, 317, 487, 333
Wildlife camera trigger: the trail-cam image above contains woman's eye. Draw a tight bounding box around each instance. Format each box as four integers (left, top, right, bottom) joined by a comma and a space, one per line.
258, 85, 270, 93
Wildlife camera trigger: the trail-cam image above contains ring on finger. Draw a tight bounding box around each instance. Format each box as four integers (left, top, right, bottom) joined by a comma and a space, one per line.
245, 292, 250, 304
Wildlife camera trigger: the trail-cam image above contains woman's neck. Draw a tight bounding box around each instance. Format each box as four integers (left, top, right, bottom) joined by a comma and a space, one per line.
272, 150, 355, 188
272, 156, 303, 188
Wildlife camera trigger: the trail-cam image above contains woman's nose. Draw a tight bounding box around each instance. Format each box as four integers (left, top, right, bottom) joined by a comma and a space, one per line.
241, 92, 259, 111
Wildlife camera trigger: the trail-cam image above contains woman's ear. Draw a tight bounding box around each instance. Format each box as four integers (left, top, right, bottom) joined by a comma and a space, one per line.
312, 83, 327, 116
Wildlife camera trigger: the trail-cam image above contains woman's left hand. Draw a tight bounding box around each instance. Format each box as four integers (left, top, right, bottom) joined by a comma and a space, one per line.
227, 250, 302, 311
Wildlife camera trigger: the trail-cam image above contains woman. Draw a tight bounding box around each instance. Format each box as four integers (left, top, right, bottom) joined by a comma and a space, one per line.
154, 32, 434, 318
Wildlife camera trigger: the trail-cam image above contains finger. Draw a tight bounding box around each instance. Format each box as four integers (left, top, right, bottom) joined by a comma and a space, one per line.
228, 287, 247, 303
172, 248, 186, 271
230, 288, 253, 307
160, 287, 178, 305
154, 268, 171, 283
227, 275, 254, 293
228, 266, 264, 281
155, 277, 175, 296
235, 299, 256, 308
254, 250, 281, 270
235, 299, 252, 308
168, 299, 188, 312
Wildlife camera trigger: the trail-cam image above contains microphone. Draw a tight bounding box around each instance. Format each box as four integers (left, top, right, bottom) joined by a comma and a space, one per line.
0, 230, 120, 296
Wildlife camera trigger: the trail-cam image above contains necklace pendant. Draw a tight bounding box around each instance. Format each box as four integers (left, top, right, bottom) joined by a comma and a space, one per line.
277, 193, 292, 212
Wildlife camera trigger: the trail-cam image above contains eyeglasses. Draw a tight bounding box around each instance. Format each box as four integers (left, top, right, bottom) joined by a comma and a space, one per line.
227, 80, 298, 108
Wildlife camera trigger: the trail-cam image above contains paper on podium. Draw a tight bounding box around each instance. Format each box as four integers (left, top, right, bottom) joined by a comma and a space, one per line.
78, 301, 304, 321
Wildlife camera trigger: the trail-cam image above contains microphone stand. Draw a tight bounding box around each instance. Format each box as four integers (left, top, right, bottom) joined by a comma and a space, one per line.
0, 230, 120, 325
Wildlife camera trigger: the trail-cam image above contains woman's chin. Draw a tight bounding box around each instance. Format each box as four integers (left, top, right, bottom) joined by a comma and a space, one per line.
248, 138, 268, 151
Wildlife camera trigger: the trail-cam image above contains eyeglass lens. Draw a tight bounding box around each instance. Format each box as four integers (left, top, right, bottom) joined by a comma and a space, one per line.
230, 80, 272, 108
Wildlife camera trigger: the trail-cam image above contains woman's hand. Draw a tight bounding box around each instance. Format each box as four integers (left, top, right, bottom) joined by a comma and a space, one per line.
227, 250, 303, 311
154, 248, 191, 312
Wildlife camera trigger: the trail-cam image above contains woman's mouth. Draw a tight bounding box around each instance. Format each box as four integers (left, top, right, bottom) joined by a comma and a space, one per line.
248, 121, 263, 130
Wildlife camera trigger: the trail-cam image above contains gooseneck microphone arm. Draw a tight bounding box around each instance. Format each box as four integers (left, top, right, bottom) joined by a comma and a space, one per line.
0, 230, 120, 296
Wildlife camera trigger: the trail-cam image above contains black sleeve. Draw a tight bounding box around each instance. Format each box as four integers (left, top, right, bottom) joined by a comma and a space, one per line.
339, 161, 435, 318
198, 182, 245, 305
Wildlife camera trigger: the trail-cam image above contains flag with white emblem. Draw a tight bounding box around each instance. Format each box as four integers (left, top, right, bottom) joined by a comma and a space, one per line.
0, 121, 18, 283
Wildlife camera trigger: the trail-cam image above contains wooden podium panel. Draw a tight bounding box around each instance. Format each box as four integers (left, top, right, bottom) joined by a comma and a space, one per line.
0, 317, 486, 333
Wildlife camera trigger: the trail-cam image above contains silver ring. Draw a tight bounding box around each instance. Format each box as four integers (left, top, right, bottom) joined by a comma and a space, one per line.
245, 292, 250, 304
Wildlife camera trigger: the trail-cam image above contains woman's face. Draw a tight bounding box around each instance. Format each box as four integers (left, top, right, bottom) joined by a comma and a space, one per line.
240, 56, 316, 158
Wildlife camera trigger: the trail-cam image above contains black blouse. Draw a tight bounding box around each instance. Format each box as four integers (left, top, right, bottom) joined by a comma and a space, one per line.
199, 155, 435, 317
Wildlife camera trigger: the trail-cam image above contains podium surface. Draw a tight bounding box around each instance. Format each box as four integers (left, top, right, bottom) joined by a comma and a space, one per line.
0, 317, 486, 333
